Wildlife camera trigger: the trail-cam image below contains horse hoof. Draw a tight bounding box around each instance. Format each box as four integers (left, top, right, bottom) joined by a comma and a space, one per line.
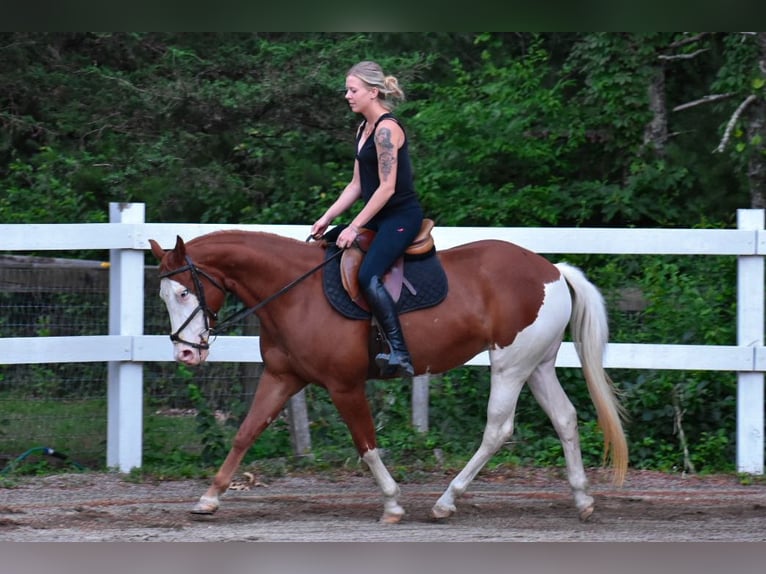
380, 512, 404, 525
578, 505, 594, 522
380, 502, 405, 524
190, 496, 219, 515
431, 503, 455, 520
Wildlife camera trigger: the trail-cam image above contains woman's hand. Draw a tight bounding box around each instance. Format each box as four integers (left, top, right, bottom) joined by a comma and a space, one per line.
337, 224, 360, 249
310, 216, 331, 239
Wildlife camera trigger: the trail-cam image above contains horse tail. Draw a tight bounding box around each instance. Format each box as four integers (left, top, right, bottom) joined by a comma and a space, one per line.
555, 262, 628, 486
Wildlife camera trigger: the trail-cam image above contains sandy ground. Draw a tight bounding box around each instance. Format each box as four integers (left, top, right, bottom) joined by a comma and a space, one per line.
1, 467, 765, 542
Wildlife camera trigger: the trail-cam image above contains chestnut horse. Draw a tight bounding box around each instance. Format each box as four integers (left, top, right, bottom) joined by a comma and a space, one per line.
149, 230, 627, 523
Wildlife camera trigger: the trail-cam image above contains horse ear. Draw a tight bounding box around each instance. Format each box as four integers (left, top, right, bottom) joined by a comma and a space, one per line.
174, 235, 186, 255
148, 239, 165, 261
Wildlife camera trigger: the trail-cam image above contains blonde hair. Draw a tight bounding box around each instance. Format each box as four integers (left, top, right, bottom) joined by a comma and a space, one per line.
347, 61, 405, 111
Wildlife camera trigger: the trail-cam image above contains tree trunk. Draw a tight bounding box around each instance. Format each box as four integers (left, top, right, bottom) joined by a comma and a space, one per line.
644, 62, 668, 156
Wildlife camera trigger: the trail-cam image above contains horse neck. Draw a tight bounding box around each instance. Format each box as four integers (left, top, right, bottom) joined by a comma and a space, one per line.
192, 233, 319, 313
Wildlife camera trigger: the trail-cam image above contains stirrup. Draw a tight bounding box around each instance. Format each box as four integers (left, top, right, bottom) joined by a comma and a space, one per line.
375, 351, 414, 378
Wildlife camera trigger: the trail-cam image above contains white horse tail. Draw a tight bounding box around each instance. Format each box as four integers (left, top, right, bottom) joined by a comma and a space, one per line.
555, 262, 628, 486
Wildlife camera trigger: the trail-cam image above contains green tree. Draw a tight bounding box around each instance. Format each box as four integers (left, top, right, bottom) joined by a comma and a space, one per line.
407, 34, 589, 226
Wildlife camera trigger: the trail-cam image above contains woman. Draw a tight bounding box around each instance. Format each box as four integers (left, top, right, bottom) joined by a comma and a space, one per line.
310, 61, 424, 378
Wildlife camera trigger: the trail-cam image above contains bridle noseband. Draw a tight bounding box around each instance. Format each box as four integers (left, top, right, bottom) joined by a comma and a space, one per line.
159, 255, 225, 351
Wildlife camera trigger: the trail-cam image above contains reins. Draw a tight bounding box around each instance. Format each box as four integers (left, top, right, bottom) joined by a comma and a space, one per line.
160, 238, 343, 346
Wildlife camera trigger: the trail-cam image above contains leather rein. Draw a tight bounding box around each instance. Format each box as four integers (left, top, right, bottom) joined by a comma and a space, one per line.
159, 239, 342, 350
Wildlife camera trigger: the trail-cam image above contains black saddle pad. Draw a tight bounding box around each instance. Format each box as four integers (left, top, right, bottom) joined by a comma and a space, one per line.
322, 245, 449, 320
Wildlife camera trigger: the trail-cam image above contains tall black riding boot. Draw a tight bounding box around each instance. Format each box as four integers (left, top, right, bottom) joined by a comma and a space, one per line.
362, 275, 415, 378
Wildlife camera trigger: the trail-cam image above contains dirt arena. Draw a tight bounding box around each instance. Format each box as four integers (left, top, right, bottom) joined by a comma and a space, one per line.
1, 467, 765, 542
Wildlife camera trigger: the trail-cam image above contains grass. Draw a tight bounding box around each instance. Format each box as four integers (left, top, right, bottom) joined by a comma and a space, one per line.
0, 394, 203, 475
0, 384, 747, 482
0, 392, 294, 479
0, 396, 108, 470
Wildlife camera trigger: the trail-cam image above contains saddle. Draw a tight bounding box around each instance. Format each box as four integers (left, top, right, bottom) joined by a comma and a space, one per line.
341, 219, 435, 311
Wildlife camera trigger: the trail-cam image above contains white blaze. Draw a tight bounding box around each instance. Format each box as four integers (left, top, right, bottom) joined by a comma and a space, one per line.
159, 278, 210, 364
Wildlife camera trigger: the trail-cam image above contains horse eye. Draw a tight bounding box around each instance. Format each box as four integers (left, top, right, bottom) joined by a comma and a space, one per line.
180, 289, 190, 298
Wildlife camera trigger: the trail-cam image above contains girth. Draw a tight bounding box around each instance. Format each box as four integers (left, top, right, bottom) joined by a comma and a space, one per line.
340, 218, 435, 311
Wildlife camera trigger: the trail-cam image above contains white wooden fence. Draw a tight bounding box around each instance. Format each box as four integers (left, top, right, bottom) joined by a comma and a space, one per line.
1, 203, 763, 475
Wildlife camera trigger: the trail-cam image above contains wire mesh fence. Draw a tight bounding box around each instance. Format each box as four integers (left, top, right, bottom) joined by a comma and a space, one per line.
0, 253, 271, 471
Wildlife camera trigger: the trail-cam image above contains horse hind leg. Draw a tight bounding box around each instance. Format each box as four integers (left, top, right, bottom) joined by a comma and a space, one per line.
362, 449, 406, 523
431, 360, 526, 520
527, 359, 595, 521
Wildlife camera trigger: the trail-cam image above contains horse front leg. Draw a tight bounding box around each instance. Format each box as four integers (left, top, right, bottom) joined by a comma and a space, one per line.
329, 385, 405, 524
192, 370, 304, 514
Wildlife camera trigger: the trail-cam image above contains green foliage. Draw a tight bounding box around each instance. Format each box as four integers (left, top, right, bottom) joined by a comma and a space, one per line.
410, 36, 587, 226
566, 33, 663, 154
141, 411, 203, 477
691, 429, 735, 473
0, 148, 107, 224
187, 383, 228, 468
710, 33, 766, 179
577, 248, 737, 472
144, 381, 292, 475
1, 32, 756, 229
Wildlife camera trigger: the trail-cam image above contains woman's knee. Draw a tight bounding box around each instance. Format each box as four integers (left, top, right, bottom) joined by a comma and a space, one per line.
358, 267, 380, 288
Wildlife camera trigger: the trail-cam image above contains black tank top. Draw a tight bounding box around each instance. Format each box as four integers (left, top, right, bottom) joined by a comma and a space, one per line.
355, 113, 420, 219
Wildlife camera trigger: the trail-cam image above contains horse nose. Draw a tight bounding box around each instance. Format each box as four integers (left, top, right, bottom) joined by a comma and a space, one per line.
176, 347, 200, 365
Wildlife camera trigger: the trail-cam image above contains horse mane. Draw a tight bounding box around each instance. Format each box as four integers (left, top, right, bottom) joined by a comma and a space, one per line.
187, 229, 316, 253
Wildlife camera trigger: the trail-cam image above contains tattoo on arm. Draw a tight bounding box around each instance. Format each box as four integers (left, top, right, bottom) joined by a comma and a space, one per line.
375, 127, 396, 182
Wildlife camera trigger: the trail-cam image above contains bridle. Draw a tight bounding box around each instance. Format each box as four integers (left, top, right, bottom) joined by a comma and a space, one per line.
159, 255, 225, 351
158, 241, 344, 351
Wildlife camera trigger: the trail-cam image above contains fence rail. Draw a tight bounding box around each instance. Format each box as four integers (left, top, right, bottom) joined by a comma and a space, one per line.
1, 203, 764, 474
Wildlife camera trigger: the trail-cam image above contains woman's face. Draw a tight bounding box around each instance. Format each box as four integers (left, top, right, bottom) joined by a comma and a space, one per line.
345, 75, 377, 114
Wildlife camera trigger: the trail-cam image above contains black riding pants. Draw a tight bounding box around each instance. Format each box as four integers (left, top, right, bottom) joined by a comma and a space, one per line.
358, 206, 423, 287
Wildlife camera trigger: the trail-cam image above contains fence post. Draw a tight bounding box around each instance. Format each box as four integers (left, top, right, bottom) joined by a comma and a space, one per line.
287, 389, 312, 457
107, 203, 145, 471
736, 208, 764, 474
412, 374, 430, 433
